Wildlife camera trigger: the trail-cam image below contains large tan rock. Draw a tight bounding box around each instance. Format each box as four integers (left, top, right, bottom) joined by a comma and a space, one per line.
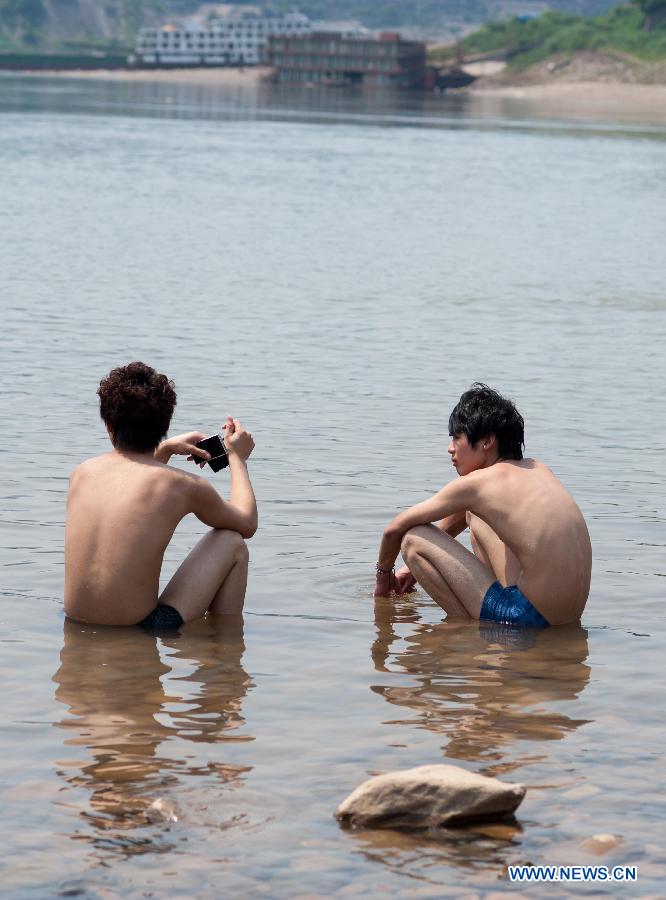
335, 764, 526, 830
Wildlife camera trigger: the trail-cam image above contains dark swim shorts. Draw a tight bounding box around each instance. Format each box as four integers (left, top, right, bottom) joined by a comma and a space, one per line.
138, 604, 183, 633
480, 581, 550, 628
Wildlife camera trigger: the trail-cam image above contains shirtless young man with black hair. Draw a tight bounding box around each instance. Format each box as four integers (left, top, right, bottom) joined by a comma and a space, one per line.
65, 362, 257, 630
375, 384, 591, 627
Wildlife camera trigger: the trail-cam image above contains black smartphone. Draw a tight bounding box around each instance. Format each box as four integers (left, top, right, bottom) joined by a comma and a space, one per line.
193, 434, 229, 472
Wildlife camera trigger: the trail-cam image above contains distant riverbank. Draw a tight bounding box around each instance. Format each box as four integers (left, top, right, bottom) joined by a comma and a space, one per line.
9, 66, 271, 85
467, 80, 666, 126
461, 50, 666, 125
12, 64, 666, 126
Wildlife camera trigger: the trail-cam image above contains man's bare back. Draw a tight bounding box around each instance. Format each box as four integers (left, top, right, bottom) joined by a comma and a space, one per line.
65, 423, 257, 627
375, 385, 592, 626
65, 362, 257, 628
460, 459, 590, 623
66, 454, 206, 625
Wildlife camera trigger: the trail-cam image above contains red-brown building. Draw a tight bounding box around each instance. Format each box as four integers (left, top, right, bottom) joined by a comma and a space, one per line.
268, 32, 426, 89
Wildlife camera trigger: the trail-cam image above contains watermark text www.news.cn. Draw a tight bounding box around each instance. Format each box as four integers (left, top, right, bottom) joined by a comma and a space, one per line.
508, 865, 637, 883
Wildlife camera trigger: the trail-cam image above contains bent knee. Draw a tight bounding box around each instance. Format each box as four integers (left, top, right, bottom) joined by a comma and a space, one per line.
228, 531, 249, 563
400, 525, 433, 560
212, 529, 249, 561
401, 531, 416, 560
235, 535, 250, 564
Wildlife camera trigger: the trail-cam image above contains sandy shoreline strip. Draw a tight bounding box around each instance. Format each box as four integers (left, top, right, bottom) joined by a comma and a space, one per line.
469, 81, 666, 125
8, 66, 666, 125
16, 66, 272, 86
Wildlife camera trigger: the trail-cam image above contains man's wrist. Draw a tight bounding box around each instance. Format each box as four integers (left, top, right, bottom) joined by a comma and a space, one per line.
155, 439, 173, 462
376, 562, 395, 575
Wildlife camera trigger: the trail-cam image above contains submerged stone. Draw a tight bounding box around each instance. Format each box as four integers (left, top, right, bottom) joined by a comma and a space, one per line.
146, 797, 179, 824
580, 834, 623, 855
335, 764, 526, 830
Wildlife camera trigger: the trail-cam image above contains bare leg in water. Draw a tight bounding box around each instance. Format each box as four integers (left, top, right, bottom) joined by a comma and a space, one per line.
159, 529, 249, 621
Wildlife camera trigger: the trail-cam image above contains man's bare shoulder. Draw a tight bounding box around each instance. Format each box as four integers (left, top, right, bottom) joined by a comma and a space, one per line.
161, 463, 218, 502
484, 458, 575, 504
143, 460, 216, 505
486, 458, 546, 481
511, 457, 567, 485
70, 455, 204, 489
69, 453, 113, 482
162, 462, 206, 485
161, 465, 227, 522
455, 458, 539, 500
456, 464, 512, 489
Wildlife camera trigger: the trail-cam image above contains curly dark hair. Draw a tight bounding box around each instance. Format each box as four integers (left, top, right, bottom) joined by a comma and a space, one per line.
98, 362, 176, 452
448, 383, 524, 461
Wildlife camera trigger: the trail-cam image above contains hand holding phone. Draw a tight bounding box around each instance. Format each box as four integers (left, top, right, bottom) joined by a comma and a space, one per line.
193, 434, 229, 472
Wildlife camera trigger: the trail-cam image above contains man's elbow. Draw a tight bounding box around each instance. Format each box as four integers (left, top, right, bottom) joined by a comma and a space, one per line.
240, 515, 258, 539
383, 520, 403, 541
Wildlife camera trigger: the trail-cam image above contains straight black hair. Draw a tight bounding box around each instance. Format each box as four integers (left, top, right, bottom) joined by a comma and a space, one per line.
448, 383, 524, 460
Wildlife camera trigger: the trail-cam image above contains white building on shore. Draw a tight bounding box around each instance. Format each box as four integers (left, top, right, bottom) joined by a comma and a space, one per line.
134, 11, 311, 67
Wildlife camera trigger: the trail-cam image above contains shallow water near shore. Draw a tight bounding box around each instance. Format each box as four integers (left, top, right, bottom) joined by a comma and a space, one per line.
1, 75, 665, 896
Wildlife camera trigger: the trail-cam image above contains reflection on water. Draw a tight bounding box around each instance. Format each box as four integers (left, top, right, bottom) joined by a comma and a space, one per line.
372, 599, 590, 776
2, 74, 665, 138
349, 818, 524, 884
340, 601, 593, 881
52, 616, 253, 855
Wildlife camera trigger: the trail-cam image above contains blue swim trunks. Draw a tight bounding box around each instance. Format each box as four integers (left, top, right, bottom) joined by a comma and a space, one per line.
480, 581, 550, 627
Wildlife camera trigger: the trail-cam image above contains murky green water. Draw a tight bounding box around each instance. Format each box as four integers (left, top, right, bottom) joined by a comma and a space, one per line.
1, 74, 664, 897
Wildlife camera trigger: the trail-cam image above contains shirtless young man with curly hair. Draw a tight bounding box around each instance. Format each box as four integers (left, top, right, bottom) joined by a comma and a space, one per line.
64, 362, 257, 630
375, 384, 591, 627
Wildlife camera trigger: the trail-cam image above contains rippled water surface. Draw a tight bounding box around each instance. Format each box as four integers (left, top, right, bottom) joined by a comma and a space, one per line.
1, 74, 665, 897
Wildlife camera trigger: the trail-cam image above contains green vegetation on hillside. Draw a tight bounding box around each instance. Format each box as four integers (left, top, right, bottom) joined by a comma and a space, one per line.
0, 0, 46, 46
431, 2, 666, 67
265, 2, 619, 27
0, 0, 159, 49
640, 0, 666, 27
0, 1, 621, 50
266, 1, 487, 28
1, 0, 661, 55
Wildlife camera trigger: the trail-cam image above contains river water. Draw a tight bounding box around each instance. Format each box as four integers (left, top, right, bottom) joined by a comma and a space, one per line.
0, 73, 665, 897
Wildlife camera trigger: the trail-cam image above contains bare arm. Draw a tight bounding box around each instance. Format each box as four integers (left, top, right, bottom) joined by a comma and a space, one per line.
154, 432, 209, 465
191, 477, 257, 538
377, 476, 479, 573
190, 419, 257, 539
437, 512, 468, 538
226, 453, 257, 536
